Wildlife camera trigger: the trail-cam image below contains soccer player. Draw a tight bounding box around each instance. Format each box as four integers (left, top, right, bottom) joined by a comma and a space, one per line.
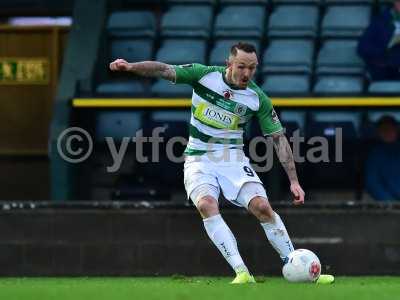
109, 42, 333, 284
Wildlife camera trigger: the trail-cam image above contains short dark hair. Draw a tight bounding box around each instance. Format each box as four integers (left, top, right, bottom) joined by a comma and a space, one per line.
230, 42, 257, 56
377, 115, 398, 128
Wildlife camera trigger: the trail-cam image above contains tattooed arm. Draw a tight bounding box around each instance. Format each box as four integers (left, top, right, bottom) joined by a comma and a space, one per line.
271, 131, 305, 205
109, 59, 176, 82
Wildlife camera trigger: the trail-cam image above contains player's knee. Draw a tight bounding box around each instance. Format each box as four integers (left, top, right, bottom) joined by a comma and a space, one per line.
197, 196, 219, 218
250, 197, 274, 222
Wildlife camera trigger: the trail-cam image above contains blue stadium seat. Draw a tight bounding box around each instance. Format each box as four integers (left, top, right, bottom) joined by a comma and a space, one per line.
95, 111, 143, 143
219, 0, 268, 4
361, 110, 400, 140
268, 5, 319, 38
161, 5, 213, 39
280, 111, 306, 136
151, 80, 193, 97
368, 81, 400, 95
166, 0, 216, 4
96, 81, 145, 96
262, 75, 310, 95
367, 111, 400, 123
262, 39, 314, 74
209, 39, 261, 65
272, 0, 319, 3
140, 111, 190, 186
109, 39, 153, 62
316, 40, 364, 75
113, 110, 190, 200
214, 6, 266, 38
156, 39, 207, 65
304, 112, 362, 189
107, 11, 156, 38
143, 112, 191, 143
313, 76, 364, 95
324, 0, 372, 3
307, 112, 361, 139
321, 5, 371, 38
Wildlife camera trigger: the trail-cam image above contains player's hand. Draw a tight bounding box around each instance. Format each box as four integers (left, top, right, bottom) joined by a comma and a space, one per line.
109, 59, 131, 72
290, 182, 305, 205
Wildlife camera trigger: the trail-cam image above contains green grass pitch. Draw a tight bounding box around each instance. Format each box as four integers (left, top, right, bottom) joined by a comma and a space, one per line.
0, 277, 399, 300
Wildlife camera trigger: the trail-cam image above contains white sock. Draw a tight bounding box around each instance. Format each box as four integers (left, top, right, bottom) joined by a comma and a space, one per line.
203, 214, 248, 274
261, 211, 294, 262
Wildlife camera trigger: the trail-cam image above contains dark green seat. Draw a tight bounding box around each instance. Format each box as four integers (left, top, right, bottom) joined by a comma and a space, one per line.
316, 40, 364, 75
262, 39, 314, 74
156, 39, 207, 65
313, 76, 364, 95
161, 5, 213, 39
214, 6, 266, 38
268, 5, 319, 38
321, 5, 371, 38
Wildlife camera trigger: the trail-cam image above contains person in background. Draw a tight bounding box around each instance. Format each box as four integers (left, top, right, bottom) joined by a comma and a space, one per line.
365, 115, 400, 201
358, 0, 400, 80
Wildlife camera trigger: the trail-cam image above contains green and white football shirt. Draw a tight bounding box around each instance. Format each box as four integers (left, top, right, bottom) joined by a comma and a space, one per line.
174, 63, 283, 155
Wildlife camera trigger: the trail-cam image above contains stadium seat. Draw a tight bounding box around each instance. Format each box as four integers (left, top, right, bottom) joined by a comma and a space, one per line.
95, 111, 143, 143
109, 39, 153, 62
262, 39, 314, 74
307, 112, 361, 139
304, 111, 362, 190
321, 5, 371, 38
363, 110, 400, 139
368, 81, 400, 95
214, 6, 266, 39
112, 110, 191, 201
156, 39, 206, 65
361, 110, 400, 140
140, 111, 190, 186
268, 5, 319, 38
280, 111, 306, 136
313, 76, 364, 95
367, 111, 400, 123
272, 0, 319, 3
261, 75, 310, 95
166, 0, 216, 4
151, 80, 193, 97
324, 0, 372, 3
107, 11, 156, 38
219, 0, 268, 4
316, 40, 364, 75
209, 39, 261, 66
124, 0, 162, 4
142, 111, 191, 144
96, 81, 145, 96
160, 6, 213, 39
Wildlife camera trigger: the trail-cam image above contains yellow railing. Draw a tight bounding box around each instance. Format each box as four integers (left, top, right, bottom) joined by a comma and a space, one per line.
73, 97, 400, 108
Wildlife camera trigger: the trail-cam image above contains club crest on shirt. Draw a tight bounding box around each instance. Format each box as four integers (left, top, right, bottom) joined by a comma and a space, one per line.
271, 109, 280, 123
234, 103, 247, 116
223, 89, 233, 100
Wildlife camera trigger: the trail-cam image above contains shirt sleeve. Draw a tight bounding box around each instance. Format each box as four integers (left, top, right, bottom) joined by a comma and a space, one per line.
173, 63, 213, 85
256, 92, 283, 135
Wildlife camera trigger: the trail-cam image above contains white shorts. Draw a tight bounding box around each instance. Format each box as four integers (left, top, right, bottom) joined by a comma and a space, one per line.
184, 149, 267, 208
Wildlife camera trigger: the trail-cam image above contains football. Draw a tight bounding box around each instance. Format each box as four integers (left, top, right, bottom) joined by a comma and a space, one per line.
282, 249, 321, 282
